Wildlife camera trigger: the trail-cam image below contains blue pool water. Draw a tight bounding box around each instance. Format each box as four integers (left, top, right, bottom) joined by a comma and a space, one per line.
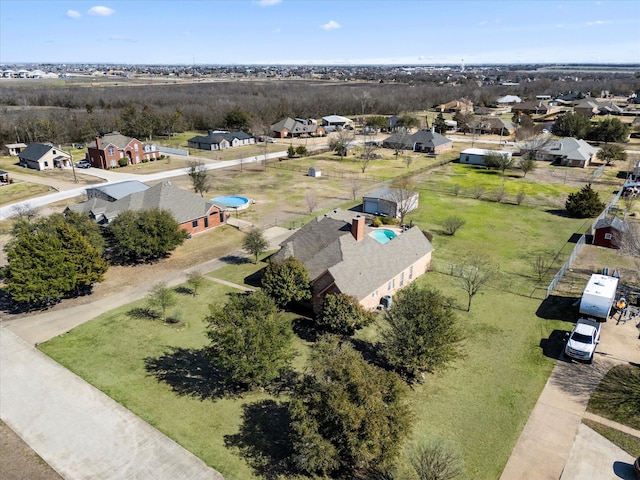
370, 229, 397, 244
211, 195, 250, 209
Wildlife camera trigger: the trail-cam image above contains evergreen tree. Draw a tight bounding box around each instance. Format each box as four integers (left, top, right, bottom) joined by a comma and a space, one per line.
206, 291, 293, 388
382, 283, 463, 382
316, 293, 373, 335
261, 256, 311, 307
565, 184, 606, 218
106, 208, 188, 264
290, 337, 413, 476
242, 227, 268, 264
433, 112, 448, 135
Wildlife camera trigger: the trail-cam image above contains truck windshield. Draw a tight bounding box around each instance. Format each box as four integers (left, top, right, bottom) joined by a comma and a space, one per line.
571, 332, 593, 344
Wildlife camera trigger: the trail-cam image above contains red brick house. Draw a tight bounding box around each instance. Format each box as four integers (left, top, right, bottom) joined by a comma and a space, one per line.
87, 132, 160, 169
67, 182, 227, 235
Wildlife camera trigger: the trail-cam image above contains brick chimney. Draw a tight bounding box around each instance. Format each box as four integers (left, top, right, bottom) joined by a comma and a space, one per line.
351, 215, 365, 241
95, 136, 101, 148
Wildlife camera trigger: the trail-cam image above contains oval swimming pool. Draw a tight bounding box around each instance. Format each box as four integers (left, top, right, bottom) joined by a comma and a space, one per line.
210, 195, 250, 210
370, 229, 397, 244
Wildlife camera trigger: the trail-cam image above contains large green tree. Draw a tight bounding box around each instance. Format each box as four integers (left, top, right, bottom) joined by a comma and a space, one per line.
551, 112, 591, 139
187, 159, 212, 197
382, 283, 463, 382
289, 337, 413, 476
242, 227, 268, 264
261, 256, 311, 307
205, 291, 294, 389
3, 214, 108, 307
589, 118, 629, 143
565, 183, 606, 218
316, 293, 373, 335
432, 112, 447, 135
105, 208, 188, 264
597, 144, 627, 165
223, 107, 251, 131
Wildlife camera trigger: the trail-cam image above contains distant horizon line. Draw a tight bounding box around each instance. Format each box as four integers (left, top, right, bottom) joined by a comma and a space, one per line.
1, 61, 639, 68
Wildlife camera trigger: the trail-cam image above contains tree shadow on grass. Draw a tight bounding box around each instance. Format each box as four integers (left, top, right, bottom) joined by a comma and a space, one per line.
219, 254, 251, 265
536, 294, 578, 322
244, 269, 265, 288
292, 317, 319, 342
174, 286, 193, 296
127, 307, 160, 321
144, 347, 241, 401
224, 399, 295, 479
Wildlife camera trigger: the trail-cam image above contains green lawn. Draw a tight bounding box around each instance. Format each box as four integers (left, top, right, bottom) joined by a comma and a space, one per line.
0, 181, 51, 206
37, 151, 621, 479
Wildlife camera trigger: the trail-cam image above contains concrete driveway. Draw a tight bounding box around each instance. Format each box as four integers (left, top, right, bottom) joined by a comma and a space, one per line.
0, 327, 224, 480
501, 319, 640, 480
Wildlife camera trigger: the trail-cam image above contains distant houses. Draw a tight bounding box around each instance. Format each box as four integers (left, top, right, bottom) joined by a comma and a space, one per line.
271, 117, 326, 138
188, 130, 255, 151
382, 128, 453, 154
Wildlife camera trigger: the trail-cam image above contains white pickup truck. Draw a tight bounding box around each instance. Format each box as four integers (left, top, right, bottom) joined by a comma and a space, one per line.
564, 319, 601, 363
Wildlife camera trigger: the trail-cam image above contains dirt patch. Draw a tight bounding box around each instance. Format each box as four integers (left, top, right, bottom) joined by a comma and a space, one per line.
0, 420, 62, 480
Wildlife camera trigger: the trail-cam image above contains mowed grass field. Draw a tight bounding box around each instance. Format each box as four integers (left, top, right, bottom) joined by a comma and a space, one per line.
37, 153, 602, 479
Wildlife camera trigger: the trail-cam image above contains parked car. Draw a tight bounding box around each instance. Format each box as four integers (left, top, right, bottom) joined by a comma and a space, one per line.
267, 139, 276, 143
75, 160, 91, 169
564, 318, 601, 363
634, 457, 640, 479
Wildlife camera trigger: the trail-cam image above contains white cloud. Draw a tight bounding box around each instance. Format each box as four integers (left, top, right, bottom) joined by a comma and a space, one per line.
109, 35, 135, 42
586, 20, 612, 26
66, 9, 81, 18
321, 20, 341, 30
257, 0, 281, 6
88, 6, 115, 16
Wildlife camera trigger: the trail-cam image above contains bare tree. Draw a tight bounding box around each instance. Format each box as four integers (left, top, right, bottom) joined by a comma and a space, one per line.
10, 202, 39, 221
518, 136, 552, 161
485, 151, 513, 183
187, 160, 211, 197
409, 439, 464, 480
305, 191, 318, 213
360, 135, 378, 173
388, 177, 417, 225
351, 179, 360, 201
617, 222, 640, 258
456, 255, 497, 311
385, 129, 411, 161
442, 216, 466, 235
329, 129, 355, 161
531, 251, 553, 282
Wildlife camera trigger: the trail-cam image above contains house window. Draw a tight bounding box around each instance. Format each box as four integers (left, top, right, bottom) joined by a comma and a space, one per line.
192, 220, 198, 228
604, 233, 612, 240
135, 155, 140, 162
371, 290, 378, 298
134, 143, 139, 151
400, 272, 405, 287
388, 279, 394, 291
204, 217, 209, 228
409, 265, 413, 280
108, 146, 115, 156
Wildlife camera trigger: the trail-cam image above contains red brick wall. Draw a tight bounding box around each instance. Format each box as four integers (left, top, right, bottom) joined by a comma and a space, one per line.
178, 209, 227, 235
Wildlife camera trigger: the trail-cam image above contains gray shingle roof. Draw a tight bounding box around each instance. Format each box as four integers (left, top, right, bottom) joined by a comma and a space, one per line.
274, 210, 433, 301
188, 130, 254, 146
70, 182, 218, 225
88, 181, 149, 200
18, 143, 54, 161
98, 133, 133, 149
594, 217, 627, 232
383, 129, 452, 149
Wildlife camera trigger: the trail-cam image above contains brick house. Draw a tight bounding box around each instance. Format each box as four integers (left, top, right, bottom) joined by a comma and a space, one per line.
271, 117, 326, 138
67, 182, 227, 235
273, 209, 433, 312
87, 132, 160, 169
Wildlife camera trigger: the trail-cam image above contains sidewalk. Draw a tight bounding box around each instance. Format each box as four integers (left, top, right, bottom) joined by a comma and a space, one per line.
0, 328, 224, 480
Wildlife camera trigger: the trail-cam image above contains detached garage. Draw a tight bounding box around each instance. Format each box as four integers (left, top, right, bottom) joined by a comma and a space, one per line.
363, 188, 418, 218
460, 148, 512, 166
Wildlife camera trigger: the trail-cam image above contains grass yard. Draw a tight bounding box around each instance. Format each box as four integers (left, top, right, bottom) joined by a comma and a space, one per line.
37, 165, 592, 479
0, 181, 51, 206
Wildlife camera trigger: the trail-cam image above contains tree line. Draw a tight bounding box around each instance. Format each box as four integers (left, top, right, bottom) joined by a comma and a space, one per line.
2, 72, 638, 148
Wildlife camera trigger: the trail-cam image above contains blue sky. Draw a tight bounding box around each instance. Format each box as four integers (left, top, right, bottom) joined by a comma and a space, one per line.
1, 0, 639, 65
